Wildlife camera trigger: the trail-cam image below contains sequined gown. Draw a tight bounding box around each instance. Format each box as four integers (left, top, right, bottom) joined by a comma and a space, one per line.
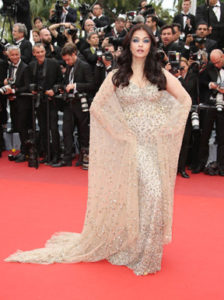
5, 75, 191, 276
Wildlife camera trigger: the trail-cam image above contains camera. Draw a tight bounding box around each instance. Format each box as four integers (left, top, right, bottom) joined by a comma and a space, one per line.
29, 83, 45, 107
191, 34, 206, 44
191, 111, 200, 130
215, 92, 224, 112
53, 84, 75, 102
168, 51, 181, 75
138, 4, 155, 17
126, 11, 137, 22
209, 82, 224, 111
79, 2, 91, 18
50, 0, 64, 23
77, 93, 88, 112
67, 25, 78, 36
1, 0, 19, 17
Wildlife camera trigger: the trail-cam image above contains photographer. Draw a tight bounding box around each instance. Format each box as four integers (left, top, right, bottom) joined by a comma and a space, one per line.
192, 49, 224, 175
94, 43, 116, 91
91, 3, 110, 28
145, 15, 160, 45
49, 0, 77, 24
49, 22, 78, 48
183, 22, 217, 59
83, 32, 100, 73
52, 43, 94, 169
177, 58, 200, 177
29, 43, 63, 164
76, 18, 95, 54
1, 45, 31, 162
173, 0, 196, 39
105, 17, 127, 39
196, 0, 224, 50
160, 25, 182, 55
39, 28, 61, 61
0, 58, 8, 156
12, 23, 32, 64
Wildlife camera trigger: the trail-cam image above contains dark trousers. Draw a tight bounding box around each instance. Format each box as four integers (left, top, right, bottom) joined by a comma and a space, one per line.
17, 103, 32, 154
9, 99, 19, 131
197, 108, 224, 167
178, 114, 192, 171
37, 101, 60, 158
63, 100, 89, 162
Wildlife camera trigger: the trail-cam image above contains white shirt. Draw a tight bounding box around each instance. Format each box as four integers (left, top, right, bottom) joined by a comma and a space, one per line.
212, 1, 221, 22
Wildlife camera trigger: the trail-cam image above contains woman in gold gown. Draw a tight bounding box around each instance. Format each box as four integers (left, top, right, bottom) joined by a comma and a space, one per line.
5, 24, 191, 275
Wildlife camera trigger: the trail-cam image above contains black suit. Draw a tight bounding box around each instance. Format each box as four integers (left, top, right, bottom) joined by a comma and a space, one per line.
15, 39, 33, 64
182, 38, 217, 60
196, 62, 224, 169
178, 69, 198, 171
16, 0, 32, 38
0, 59, 8, 153
93, 15, 110, 28
8, 60, 31, 154
162, 41, 182, 54
65, 7, 77, 23
83, 47, 97, 73
62, 58, 94, 162
29, 58, 63, 158
196, 3, 224, 49
173, 13, 196, 36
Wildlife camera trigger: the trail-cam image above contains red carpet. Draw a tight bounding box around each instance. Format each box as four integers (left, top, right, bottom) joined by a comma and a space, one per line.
0, 151, 224, 300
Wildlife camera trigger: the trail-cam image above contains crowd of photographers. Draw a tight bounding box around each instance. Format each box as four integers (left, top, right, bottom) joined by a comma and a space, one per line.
0, 0, 224, 177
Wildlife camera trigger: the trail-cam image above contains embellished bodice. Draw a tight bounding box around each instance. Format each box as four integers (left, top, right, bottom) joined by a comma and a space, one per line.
115, 81, 175, 142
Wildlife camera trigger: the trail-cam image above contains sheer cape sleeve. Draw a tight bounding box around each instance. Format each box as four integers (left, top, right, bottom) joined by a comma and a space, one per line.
5, 73, 191, 264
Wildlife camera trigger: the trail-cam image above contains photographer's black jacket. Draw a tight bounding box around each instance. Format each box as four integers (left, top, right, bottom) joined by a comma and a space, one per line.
196, 3, 224, 49
28, 58, 63, 91
64, 58, 95, 94
173, 13, 196, 35
198, 62, 220, 104
14, 39, 33, 64
93, 15, 110, 28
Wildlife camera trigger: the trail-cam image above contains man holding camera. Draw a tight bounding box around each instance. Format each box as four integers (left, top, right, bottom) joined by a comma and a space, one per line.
192, 49, 224, 175
1, 45, 30, 162
49, 0, 77, 24
183, 21, 217, 59
39, 28, 61, 61
52, 43, 94, 169
196, 0, 224, 50
29, 43, 63, 164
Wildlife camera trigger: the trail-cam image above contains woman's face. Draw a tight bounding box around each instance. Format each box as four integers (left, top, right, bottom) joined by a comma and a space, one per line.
130, 29, 151, 60
32, 31, 40, 43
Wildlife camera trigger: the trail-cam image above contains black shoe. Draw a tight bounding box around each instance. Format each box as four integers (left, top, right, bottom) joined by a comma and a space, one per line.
51, 160, 72, 167
219, 168, 224, 176
50, 156, 60, 165
39, 157, 48, 164
15, 153, 26, 163
179, 170, 190, 178
191, 165, 204, 174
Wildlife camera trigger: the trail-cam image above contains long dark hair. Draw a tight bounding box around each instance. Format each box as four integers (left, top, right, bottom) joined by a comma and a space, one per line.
112, 24, 166, 90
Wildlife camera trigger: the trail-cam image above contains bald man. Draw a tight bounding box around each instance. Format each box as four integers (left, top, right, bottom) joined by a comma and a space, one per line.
192, 49, 224, 175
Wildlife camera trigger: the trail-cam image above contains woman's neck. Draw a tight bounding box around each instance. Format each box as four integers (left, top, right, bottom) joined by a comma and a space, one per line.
131, 57, 145, 77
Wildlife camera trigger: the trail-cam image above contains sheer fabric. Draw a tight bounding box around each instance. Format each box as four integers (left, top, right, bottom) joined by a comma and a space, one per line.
5, 72, 191, 275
